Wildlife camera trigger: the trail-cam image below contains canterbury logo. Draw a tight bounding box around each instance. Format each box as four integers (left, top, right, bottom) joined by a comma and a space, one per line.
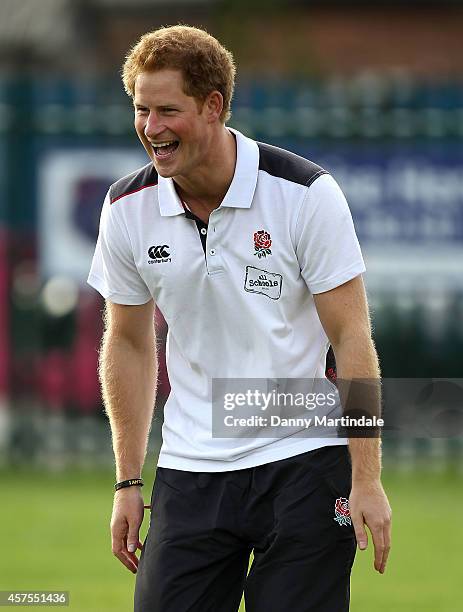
148, 245, 171, 263
148, 245, 170, 259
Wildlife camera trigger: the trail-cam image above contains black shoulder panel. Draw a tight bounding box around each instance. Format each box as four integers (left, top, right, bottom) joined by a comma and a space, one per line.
257, 142, 328, 187
109, 162, 158, 204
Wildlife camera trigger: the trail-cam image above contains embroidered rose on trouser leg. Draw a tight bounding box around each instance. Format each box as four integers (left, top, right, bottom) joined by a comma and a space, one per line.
253, 230, 272, 258
334, 497, 352, 526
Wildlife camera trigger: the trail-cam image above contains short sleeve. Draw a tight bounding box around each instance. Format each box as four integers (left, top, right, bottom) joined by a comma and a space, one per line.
87, 192, 152, 304
295, 173, 366, 294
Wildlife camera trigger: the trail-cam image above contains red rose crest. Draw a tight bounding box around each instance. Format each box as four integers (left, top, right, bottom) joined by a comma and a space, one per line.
334, 497, 352, 526
253, 230, 272, 259
326, 367, 337, 383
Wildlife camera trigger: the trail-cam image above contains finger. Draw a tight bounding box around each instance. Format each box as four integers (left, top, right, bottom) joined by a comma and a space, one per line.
379, 517, 392, 573
113, 549, 137, 573
111, 523, 137, 573
370, 523, 385, 572
127, 525, 140, 553
125, 550, 139, 569
123, 535, 140, 569
350, 509, 368, 550
111, 520, 128, 558
112, 536, 138, 573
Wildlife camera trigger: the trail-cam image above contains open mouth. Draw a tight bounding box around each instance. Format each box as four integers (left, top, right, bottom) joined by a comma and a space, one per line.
151, 140, 179, 159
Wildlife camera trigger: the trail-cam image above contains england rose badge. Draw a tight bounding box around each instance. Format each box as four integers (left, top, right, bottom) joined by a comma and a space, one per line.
334, 497, 352, 526
253, 230, 272, 258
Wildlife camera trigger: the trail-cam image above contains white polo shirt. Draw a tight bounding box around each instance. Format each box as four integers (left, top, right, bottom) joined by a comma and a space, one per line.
88, 128, 366, 471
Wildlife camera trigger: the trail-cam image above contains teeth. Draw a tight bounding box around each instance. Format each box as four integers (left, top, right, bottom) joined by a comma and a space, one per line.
153, 141, 176, 148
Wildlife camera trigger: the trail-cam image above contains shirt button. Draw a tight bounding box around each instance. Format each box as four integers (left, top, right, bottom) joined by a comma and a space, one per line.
209, 249, 216, 256
200, 228, 207, 235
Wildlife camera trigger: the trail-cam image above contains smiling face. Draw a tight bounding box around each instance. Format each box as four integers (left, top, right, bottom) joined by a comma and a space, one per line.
133, 69, 218, 180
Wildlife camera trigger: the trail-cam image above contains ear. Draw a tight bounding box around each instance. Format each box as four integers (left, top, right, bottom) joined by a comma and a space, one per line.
204, 90, 223, 123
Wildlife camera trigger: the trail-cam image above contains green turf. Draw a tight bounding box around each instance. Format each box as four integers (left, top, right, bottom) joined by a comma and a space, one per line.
0, 467, 461, 611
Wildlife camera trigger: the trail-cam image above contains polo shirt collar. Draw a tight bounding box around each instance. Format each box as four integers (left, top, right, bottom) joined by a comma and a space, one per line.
157, 127, 259, 216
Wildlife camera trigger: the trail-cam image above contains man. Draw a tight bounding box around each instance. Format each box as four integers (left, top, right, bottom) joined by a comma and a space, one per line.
88, 25, 391, 612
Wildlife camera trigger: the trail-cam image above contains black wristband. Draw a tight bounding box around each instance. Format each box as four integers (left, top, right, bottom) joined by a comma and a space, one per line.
114, 478, 144, 491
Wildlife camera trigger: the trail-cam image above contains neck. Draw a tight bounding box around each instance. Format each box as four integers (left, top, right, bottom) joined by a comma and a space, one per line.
174, 127, 236, 211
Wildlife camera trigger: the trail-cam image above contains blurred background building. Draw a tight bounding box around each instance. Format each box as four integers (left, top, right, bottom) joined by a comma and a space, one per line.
0, 0, 462, 470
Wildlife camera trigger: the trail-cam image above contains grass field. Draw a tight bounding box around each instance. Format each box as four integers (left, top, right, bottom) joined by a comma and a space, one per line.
1, 467, 461, 611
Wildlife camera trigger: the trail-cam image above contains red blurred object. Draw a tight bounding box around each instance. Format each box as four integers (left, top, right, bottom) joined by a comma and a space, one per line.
68, 292, 103, 414
38, 349, 69, 412
0, 227, 9, 398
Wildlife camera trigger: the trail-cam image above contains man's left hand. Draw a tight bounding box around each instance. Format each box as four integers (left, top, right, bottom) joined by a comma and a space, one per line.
349, 479, 392, 574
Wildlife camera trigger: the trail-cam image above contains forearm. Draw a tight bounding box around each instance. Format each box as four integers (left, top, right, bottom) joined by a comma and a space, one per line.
315, 278, 391, 571
333, 332, 382, 482
100, 332, 157, 481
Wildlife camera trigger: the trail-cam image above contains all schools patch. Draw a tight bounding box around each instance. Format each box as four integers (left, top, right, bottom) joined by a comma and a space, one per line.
244, 266, 282, 300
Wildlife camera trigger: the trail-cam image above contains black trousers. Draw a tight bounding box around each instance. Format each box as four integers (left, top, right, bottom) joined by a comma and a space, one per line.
134, 445, 356, 612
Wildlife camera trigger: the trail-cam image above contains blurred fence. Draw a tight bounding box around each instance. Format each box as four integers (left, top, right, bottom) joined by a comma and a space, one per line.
1, 74, 462, 470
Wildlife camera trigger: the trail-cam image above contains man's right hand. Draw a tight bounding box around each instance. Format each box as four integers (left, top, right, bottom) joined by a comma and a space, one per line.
110, 486, 145, 573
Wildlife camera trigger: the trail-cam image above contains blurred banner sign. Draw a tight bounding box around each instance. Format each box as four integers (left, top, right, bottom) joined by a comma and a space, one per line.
39, 150, 146, 282
296, 143, 463, 292
39, 143, 463, 291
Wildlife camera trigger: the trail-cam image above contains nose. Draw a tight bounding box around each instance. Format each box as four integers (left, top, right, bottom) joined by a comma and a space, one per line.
144, 111, 165, 140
